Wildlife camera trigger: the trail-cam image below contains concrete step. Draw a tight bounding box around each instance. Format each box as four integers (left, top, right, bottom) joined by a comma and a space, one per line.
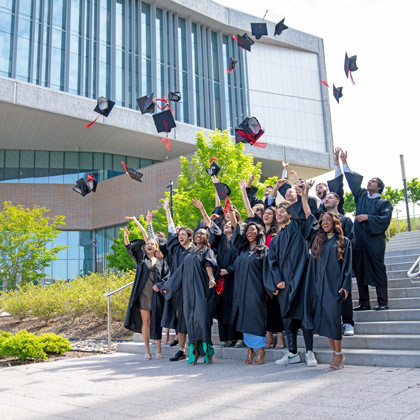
387, 269, 414, 279
385, 255, 419, 265
354, 320, 420, 335
352, 287, 420, 299
351, 278, 420, 289
385, 248, 420, 257
352, 297, 420, 309
353, 308, 420, 322
116, 342, 420, 368
386, 261, 416, 271
392, 231, 420, 238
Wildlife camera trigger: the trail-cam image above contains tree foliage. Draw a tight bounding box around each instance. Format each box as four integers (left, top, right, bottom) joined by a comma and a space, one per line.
343, 192, 356, 216
106, 129, 277, 271
0, 202, 67, 290
382, 186, 403, 207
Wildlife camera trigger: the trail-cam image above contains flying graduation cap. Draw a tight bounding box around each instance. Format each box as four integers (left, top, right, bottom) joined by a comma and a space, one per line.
215, 182, 231, 201
85, 97, 115, 128
153, 109, 176, 150
235, 117, 267, 148
72, 174, 98, 197
251, 23, 268, 40
206, 157, 221, 177
274, 18, 288, 36
137, 92, 156, 114
344, 52, 358, 84
333, 85, 343, 104
227, 58, 238, 73
168, 91, 181, 102
121, 161, 143, 183
232, 33, 254, 52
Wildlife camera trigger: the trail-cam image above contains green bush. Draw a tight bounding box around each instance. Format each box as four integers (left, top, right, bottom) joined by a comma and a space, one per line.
38, 333, 71, 355
0, 285, 33, 321
387, 217, 420, 239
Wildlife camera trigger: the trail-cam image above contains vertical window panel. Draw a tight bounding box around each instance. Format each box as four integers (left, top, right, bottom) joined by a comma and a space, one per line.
50, 28, 65, 90
19, 0, 32, 18
64, 151, 79, 183
0, 11, 13, 77
49, 151, 64, 183
34, 151, 49, 183
16, 18, 32, 82
4, 150, 19, 183
19, 150, 34, 183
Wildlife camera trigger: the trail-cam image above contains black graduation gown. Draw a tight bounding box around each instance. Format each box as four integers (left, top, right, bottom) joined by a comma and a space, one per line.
124, 240, 170, 339
304, 237, 352, 340
231, 246, 268, 337
345, 171, 393, 288
279, 181, 318, 217
158, 233, 193, 334
161, 247, 218, 344
264, 216, 314, 330
246, 186, 264, 208
316, 174, 346, 218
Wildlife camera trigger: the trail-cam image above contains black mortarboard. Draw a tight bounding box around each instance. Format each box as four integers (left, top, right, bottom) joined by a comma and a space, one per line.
333, 85, 343, 104
344, 53, 358, 78
72, 175, 97, 197
227, 58, 238, 73
168, 91, 181, 102
251, 23, 268, 40
86, 97, 115, 128
215, 182, 231, 200
274, 18, 288, 36
153, 109, 176, 134
235, 117, 267, 147
233, 33, 254, 52
121, 161, 143, 183
137, 92, 156, 114
206, 158, 221, 177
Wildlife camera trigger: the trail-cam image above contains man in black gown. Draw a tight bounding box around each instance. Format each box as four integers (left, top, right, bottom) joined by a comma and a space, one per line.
341, 151, 393, 311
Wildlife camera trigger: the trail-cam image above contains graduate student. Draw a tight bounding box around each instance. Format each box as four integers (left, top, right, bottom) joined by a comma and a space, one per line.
231, 214, 268, 365
123, 219, 170, 360
340, 151, 393, 311
265, 184, 317, 368
160, 198, 194, 362
299, 187, 352, 370
159, 215, 219, 365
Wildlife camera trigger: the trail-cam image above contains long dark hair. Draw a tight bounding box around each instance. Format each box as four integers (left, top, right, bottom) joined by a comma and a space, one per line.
236, 222, 266, 258
263, 206, 279, 237
312, 212, 345, 261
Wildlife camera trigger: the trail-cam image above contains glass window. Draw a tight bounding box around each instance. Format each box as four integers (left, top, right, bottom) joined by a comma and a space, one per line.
69, 34, 81, 94
68, 231, 79, 259
50, 28, 65, 90
49, 151, 64, 183
34, 151, 49, 183
70, 0, 81, 34
52, 259, 67, 280
79, 152, 93, 178
0, 150, 4, 181
141, 2, 151, 59
140, 158, 153, 168
64, 152, 79, 183
0, 1, 15, 12
127, 156, 140, 169
19, 150, 34, 183
112, 154, 125, 174
16, 18, 32, 82
19, 0, 33, 18
4, 150, 19, 182
0, 11, 13, 77
52, 0, 66, 29
53, 230, 68, 260
67, 260, 80, 279
104, 153, 112, 179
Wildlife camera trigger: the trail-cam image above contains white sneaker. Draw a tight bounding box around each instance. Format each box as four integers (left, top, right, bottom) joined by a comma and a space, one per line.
274, 351, 301, 365
343, 324, 355, 336
305, 350, 318, 367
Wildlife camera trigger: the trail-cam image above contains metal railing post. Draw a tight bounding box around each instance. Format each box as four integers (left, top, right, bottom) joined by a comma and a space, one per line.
107, 287, 112, 354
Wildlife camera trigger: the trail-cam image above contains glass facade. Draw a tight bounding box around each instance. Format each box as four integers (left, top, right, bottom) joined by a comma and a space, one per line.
0, 0, 249, 131
0, 149, 160, 183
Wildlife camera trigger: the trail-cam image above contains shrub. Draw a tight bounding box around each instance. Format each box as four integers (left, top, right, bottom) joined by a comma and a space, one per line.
0, 330, 47, 361
38, 333, 71, 355
0, 286, 32, 321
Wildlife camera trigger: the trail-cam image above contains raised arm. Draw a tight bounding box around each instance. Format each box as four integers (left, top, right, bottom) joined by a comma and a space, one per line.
146, 210, 155, 239
295, 184, 311, 219
124, 216, 148, 241
239, 179, 254, 218
281, 160, 288, 180
211, 175, 221, 208
192, 198, 213, 227
163, 197, 176, 235
245, 173, 255, 188
123, 227, 131, 246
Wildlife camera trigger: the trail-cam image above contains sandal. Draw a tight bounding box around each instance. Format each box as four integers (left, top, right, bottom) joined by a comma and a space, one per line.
156, 353, 163, 360
144, 353, 152, 360
252, 349, 266, 365
275, 333, 285, 349
244, 349, 256, 365
329, 352, 345, 370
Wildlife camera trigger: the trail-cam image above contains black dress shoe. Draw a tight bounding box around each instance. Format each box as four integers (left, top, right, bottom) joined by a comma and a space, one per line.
169, 350, 186, 361
169, 339, 179, 347
374, 304, 388, 311
353, 304, 371, 311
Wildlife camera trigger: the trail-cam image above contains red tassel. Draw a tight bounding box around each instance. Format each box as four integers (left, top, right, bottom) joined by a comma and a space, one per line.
210, 157, 218, 163
232, 35, 244, 46
346, 66, 356, 85
85, 115, 99, 129
260, 10, 268, 28
216, 277, 225, 295
87, 174, 95, 181
222, 194, 233, 213
320, 80, 329, 88
159, 120, 171, 150
252, 141, 268, 148
154, 98, 171, 111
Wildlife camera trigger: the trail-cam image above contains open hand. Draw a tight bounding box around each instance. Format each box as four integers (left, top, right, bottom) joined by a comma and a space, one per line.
339, 288, 349, 300
239, 179, 246, 191
146, 210, 153, 223
281, 160, 289, 169
192, 198, 204, 210
125, 216, 138, 222
340, 149, 348, 164
220, 269, 229, 276
334, 147, 341, 165
276, 178, 287, 189
211, 175, 219, 184
163, 198, 169, 211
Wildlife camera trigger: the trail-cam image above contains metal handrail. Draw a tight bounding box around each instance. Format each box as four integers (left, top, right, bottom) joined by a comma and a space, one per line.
102, 281, 134, 353
407, 256, 420, 283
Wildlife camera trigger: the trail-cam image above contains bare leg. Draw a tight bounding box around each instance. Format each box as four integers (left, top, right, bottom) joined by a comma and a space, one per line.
156, 339, 162, 354
178, 332, 187, 352
245, 347, 256, 364
165, 328, 170, 344
330, 340, 344, 369
328, 338, 336, 368
265, 332, 273, 348
275, 332, 285, 349
140, 310, 151, 355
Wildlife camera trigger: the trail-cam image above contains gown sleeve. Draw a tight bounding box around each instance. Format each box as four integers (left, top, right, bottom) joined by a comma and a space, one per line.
344, 171, 365, 202
203, 247, 218, 268
367, 200, 393, 235
328, 174, 345, 215
159, 264, 183, 299
263, 238, 283, 296
246, 186, 263, 207
125, 239, 145, 264
340, 238, 353, 293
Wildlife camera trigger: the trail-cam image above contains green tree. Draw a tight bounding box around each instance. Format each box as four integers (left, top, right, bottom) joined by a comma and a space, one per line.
0, 201, 67, 290
406, 177, 420, 217
382, 186, 403, 207
343, 192, 356, 216
107, 129, 277, 271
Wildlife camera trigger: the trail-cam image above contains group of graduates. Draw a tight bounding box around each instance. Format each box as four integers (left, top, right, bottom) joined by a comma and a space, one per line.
123, 148, 393, 370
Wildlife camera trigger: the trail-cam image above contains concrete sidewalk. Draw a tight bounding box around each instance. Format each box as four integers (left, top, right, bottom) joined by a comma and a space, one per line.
0, 353, 419, 420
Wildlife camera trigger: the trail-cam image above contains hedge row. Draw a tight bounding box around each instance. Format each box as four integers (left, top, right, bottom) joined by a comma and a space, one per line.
0, 271, 135, 323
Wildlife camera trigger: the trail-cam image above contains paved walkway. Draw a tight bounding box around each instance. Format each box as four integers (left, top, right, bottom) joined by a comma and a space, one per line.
0, 353, 419, 420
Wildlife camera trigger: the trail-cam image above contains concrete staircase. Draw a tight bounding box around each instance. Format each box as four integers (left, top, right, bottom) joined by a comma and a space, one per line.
118, 230, 420, 367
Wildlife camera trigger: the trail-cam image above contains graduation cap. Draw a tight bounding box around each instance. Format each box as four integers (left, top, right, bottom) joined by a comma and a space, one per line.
333, 85, 343, 104
235, 117, 267, 148
72, 174, 98, 197
206, 157, 221, 177
344, 52, 358, 84
85, 97, 115, 128
153, 109, 176, 150
168, 91, 181, 102
137, 92, 156, 114
274, 18, 288, 36
232, 33, 254, 52
121, 161, 143, 183
251, 23, 268, 40
227, 58, 238, 74
215, 182, 231, 201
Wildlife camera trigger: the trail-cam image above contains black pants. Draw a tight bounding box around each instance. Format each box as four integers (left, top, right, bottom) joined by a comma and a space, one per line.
357, 281, 388, 307
285, 319, 313, 353
218, 322, 242, 342
341, 292, 354, 325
